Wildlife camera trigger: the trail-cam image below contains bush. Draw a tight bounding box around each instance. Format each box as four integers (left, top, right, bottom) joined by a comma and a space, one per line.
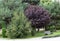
1, 21, 6, 37
22, 0, 40, 5
39, 0, 60, 30
39, 0, 60, 19
0, 0, 32, 38
24, 5, 50, 31
0, 0, 23, 25
6, 9, 31, 38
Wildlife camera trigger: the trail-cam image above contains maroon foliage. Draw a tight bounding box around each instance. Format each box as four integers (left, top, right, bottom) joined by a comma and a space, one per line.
24, 5, 50, 28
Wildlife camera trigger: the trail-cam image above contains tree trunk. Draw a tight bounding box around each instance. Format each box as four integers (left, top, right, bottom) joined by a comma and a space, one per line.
31, 27, 36, 36
38, 28, 39, 32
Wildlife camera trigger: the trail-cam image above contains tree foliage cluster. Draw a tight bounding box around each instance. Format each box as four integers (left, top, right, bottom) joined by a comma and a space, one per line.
0, 0, 32, 38
24, 5, 50, 29
39, 0, 60, 30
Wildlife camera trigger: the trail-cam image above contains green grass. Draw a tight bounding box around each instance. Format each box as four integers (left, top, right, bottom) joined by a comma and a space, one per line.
33, 31, 45, 37
26, 30, 60, 38
0, 30, 60, 38
26, 31, 45, 38
45, 30, 60, 37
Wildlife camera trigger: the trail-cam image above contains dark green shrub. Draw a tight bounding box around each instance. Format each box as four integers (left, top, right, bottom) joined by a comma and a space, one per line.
39, 0, 60, 30
39, 0, 60, 19
0, 0, 23, 25
1, 21, 6, 37
6, 9, 31, 38
0, 0, 32, 38
22, 0, 40, 5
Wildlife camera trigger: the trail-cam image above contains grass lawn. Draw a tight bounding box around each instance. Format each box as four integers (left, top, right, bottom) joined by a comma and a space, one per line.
0, 30, 60, 38
26, 31, 45, 38
26, 30, 60, 38
45, 30, 60, 37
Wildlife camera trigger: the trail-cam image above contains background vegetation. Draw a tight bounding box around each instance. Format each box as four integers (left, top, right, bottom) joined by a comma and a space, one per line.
39, 0, 60, 31
0, 0, 60, 39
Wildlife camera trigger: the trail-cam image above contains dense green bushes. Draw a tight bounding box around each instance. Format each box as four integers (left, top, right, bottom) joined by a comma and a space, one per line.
39, 0, 60, 30
0, 0, 60, 38
22, 0, 40, 5
6, 8, 31, 38
0, 0, 32, 38
2, 21, 6, 37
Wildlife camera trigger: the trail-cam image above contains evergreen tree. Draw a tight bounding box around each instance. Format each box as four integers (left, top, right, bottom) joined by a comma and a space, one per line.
6, 7, 31, 38
0, 0, 32, 38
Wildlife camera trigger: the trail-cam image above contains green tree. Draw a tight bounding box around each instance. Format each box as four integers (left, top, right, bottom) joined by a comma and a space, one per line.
6, 8, 31, 38
0, 0, 23, 37
39, 0, 60, 30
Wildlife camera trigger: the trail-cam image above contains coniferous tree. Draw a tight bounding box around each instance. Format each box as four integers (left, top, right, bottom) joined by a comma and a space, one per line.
6, 6, 31, 38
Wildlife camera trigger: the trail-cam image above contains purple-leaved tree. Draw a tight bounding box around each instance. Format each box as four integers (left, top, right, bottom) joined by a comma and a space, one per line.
24, 5, 51, 31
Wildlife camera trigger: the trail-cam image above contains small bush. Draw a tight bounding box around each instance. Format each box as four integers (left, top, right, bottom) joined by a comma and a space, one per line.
1, 21, 6, 37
